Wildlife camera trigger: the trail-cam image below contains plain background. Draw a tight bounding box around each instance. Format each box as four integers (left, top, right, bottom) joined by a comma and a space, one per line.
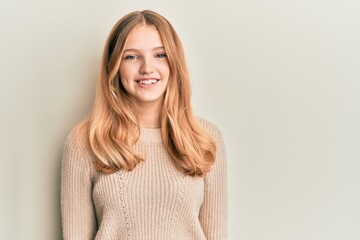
1, 0, 359, 239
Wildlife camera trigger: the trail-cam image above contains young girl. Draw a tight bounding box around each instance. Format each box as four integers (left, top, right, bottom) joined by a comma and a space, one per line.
61, 10, 227, 240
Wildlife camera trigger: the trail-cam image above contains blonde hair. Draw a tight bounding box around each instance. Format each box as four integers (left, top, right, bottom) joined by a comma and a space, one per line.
75, 10, 216, 176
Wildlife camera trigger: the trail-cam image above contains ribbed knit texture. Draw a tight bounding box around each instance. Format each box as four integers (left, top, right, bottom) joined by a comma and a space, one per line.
61, 118, 227, 240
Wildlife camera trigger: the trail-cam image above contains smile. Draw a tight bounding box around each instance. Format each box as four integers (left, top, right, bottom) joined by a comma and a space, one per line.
136, 79, 159, 85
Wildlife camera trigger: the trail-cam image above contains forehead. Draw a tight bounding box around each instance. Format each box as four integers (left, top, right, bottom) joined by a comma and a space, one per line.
124, 25, 163, 49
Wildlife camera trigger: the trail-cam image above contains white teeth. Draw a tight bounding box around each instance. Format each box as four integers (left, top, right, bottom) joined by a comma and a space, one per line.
139, 79, 158, 85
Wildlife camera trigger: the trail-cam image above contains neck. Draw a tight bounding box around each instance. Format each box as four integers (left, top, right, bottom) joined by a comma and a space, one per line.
134, 101, 162, 128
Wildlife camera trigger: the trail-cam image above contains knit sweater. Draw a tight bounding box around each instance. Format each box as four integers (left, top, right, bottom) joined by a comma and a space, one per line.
61, 118, 227, 240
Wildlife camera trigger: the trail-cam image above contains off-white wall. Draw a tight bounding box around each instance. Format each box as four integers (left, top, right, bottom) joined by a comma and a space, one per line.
1, 0, 359, 239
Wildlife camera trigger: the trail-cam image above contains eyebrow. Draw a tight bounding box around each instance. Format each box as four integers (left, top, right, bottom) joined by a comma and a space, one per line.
123, 46, 165, 53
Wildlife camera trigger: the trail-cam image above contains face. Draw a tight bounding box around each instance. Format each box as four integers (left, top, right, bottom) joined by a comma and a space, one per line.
119, 25, 170, 109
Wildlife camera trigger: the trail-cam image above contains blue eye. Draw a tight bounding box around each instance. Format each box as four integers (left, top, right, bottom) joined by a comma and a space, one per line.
156, 53, 167, 59
124, 55, 138, 60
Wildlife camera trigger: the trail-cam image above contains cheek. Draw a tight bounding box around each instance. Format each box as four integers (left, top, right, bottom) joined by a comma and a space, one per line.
119, 61, 140, 76
119, 65, 129, 79
159, 63, 170, 77
119, 66, 135, 87
118, 68, 130, 91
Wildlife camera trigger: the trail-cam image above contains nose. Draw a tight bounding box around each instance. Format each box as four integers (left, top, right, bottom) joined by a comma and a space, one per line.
139, 57, 154, 75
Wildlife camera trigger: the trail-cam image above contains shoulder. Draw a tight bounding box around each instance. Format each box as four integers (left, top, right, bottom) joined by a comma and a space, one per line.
64, 122, 92, 151
63, 128, 95, 167
196, 116, 223, 143
64, 129, 85, 153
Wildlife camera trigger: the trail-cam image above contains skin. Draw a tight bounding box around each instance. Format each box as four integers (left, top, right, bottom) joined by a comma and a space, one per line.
119, 25, 170, 128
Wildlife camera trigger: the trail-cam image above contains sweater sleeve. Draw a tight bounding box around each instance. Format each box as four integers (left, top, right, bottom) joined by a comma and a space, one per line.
61, 133, 97, 240
199, 128, 228, 239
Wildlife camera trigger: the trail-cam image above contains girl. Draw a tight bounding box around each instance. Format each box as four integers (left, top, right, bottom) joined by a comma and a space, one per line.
61, 10, 227, 240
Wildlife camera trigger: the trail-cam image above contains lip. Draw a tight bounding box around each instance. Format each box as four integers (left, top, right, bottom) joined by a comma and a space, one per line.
135, 77, 159, 82
135, 78, 160, 88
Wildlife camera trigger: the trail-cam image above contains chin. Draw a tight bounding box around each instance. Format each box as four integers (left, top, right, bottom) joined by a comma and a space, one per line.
134, 95, 165, 105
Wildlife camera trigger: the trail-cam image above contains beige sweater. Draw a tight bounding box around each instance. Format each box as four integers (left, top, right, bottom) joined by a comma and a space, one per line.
61, 119, 227, 240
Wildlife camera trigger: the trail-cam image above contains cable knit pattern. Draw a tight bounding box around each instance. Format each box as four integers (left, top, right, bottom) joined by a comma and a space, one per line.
61, 118, 227, 240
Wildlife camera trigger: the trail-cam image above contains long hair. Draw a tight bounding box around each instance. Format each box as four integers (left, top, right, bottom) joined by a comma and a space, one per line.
75, 10, 216, 176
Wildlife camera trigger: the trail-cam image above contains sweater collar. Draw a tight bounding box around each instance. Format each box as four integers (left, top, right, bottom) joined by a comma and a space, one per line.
139, 127, 163, 143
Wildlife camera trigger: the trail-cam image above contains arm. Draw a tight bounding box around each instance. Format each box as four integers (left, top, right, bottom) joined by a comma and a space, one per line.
199, 129, 228, 239
61, 133, 97, 240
